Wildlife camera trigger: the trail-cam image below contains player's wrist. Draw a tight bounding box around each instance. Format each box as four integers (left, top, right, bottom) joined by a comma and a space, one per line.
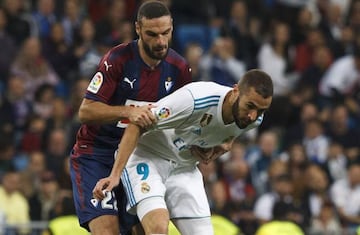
118, 105, 132, 120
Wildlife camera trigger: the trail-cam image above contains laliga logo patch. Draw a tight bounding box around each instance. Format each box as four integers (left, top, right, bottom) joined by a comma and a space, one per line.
141, 182, 150, 193
157, 107, 170, 119
87, 72, 103, 93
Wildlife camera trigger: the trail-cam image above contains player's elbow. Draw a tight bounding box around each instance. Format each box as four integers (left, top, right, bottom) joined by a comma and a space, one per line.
78, 99, 97, 124
78, 104, 93, 124
78, 107, 89, 124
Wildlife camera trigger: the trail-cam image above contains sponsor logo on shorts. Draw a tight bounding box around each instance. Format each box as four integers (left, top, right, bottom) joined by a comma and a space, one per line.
90, 198, 98, 207
141, 182, 150, 193
87, 72, 103, 93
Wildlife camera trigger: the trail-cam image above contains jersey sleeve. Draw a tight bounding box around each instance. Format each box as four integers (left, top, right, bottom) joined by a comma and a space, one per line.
151, 87, 194, 130
85, 50, 122, 103
174, 62, 192, 90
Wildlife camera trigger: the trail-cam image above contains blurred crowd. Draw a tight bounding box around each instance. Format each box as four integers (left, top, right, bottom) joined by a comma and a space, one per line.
0, 0, 360, 234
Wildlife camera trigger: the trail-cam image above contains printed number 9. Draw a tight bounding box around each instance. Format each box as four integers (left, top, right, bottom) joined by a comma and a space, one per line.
137, 163, 149, 180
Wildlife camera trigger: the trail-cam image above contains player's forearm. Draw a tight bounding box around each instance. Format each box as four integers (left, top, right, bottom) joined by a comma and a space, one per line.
78, 99, 131, 124
110, 124, 141, 178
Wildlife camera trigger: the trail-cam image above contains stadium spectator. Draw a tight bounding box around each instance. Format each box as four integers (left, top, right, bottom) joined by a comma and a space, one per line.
302, 117, 329, 164
0, 7, 17, 83
323, 142, 348, 184
257, 20, 297, 97
31, 0, 57, 39
19, 151, 47, 199
246, 130, 280, 195
253, 172, 297, 225
319, 46, 360, 113
61, 0, 83, 46
45, 128, 68, 179
28, 170, 59, 221
0, 170, 30, 233
41, 22, 78, 87
325, 104, 360, 164
10, 36, 59, 101
283, 102, 319, 150
330, 163, 360, 232
200, 36, 246, 87
183, 42, 205, 81
2, 75, 33, 133
255, 200, 305, 235
309, 200, 342, 235
220, 0, 262, 69
3, 0, 31, 45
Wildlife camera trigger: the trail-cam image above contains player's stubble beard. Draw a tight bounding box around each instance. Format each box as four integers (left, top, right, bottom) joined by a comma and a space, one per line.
142, 39, 170, 60
232, 96, 249, 129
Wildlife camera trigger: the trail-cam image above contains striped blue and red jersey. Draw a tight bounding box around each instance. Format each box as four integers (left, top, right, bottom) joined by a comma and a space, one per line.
73, 40, 192, 157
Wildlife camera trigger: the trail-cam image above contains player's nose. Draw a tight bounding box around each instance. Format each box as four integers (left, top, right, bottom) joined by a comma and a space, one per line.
248, 110, 257, 121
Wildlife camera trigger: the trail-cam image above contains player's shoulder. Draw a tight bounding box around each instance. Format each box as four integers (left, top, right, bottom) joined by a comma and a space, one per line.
184, 81, 229, 91
165, 48, 188, 67
102, 41, 136, 63
183, 81, 231, 98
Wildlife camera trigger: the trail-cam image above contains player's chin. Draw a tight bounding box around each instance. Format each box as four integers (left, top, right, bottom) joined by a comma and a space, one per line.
154, 49, 168, 58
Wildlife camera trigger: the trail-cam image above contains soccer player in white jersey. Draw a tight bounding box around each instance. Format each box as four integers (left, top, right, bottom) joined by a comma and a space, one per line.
93, 69, 273, 235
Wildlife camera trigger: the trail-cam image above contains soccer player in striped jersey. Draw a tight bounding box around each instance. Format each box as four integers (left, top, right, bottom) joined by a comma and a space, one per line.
93, 69, 274, 235
69, 2, 192, 235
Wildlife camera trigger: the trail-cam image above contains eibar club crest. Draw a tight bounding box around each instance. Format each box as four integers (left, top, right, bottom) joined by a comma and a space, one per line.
165, 77, 173, 92
200, 113, 213, 127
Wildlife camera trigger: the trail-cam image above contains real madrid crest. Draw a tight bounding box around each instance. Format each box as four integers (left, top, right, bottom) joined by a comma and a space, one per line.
200, 113, 213, 127
141, 182, 151, 193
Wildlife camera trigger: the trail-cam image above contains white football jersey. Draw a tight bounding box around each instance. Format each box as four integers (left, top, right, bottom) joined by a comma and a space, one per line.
136, 82, 263, 165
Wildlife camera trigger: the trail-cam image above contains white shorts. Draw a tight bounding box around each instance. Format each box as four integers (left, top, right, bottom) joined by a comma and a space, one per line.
121, 148, 211, 219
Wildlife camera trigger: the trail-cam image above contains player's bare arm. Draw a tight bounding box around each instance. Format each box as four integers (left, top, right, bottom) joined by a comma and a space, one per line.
93, 124, 141, 200
191, 139, 234, 164
78, 98, 156, 128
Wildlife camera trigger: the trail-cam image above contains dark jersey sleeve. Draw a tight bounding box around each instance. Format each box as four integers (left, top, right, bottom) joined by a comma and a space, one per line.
174, 60, 192, 91
85, 49, 123, 103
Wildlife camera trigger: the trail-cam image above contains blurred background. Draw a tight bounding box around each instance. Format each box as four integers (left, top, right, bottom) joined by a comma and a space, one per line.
0, 0, 360, 234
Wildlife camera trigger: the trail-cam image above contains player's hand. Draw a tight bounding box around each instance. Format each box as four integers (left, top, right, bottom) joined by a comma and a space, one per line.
92, 176, 120, 200
191, 143, 231, 164
128, 105, 157, 129
191, 146, 215, 164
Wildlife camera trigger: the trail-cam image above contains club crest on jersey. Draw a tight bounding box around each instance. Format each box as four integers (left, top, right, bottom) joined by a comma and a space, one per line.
156, 107, 170, 119
165, 77, 173, 92
141, 182, 150, 193
87, 72, 103, 93
200, 113, 213, 127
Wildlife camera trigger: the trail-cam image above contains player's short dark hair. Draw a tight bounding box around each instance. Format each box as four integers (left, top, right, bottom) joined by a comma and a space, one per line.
136, 1, 171, 23
238, 69, 273, 99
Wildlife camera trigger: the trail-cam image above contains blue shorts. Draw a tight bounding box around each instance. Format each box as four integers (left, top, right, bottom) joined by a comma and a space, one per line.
70, 150, 139, 234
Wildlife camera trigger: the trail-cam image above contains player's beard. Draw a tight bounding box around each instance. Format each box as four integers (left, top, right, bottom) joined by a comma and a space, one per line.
142, 40, 169, 60
232, 97, 248, 129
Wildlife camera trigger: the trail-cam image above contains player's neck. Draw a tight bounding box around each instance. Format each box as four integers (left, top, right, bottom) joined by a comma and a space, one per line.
138, 40, 161, 69
222, 91, 235, 125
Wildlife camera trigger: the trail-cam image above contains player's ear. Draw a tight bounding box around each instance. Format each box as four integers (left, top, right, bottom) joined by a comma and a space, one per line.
135, 22, 140, 36
232, 84, 240, 96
